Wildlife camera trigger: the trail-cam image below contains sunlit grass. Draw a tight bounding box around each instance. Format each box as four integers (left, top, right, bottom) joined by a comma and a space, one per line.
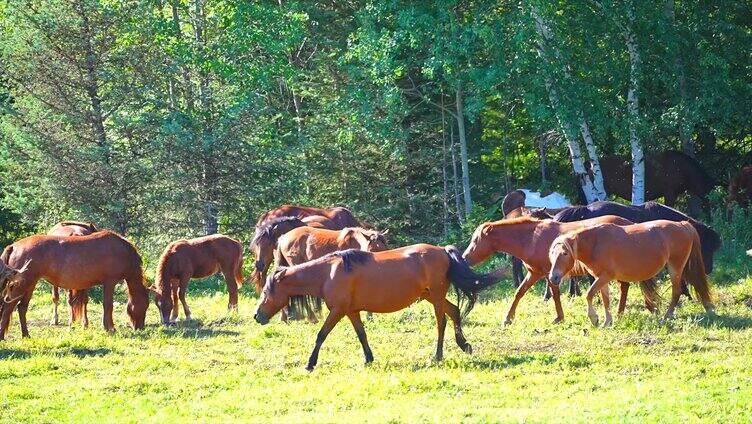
1, 275, 752, 422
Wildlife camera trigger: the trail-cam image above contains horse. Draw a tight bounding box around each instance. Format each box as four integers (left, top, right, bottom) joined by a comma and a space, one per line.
503, 207, 557, 288
301, 215, 340, 230
275, 226, 389, 322
553, 201, 721, 273
594, 151, 716, 210
253, 245, 507, 370
548, 221, 715, 326
0, 230, 149, 339
249, 217, 308, 293
462, 216, 660, 325
47, 221, 100, 327
255, 205, 363, 229
726, 166, 752, 209
501, 189, 571, 217
151, 234, 243, 325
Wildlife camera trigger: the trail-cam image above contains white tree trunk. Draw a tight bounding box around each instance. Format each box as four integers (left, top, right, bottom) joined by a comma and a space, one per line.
531, 5, 600, 203
455, 85, 473, 216
624, 4, 645, 204
579, 119, 607, 200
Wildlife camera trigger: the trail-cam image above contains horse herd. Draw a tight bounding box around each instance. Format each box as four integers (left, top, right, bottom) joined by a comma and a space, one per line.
0, 201, 723, 370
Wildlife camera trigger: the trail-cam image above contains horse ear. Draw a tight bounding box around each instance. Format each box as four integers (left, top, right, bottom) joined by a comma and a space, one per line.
381, 229, 389, 235
16, 259, 31, 274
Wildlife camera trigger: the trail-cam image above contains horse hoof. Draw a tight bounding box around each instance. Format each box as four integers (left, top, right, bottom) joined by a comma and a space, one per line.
463, 343, 473, 354
305, 365, 315, 372
603, 318, 613, 327
552, 317, 563, 324
588, 314, 599, 327
503, 318, 513, 327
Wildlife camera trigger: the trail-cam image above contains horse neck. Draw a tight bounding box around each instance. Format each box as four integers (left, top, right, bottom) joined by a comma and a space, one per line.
488, 221, 538, 259
282, 267, 326, 298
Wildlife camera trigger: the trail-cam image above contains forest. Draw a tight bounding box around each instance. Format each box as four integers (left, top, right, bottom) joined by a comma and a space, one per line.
1, 1, 751, 259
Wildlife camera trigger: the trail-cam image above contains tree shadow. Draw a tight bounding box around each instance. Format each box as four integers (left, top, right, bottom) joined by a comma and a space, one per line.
0, 349, 31, 360
68, 347, 112, 357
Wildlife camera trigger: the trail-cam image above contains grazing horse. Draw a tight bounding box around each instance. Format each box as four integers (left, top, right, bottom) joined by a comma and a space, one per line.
250, 217, 308, 292
47, 221, 99, 327
462, 216, 660, 325
595, 151, 716, 209
275, 226, 388, 322
553, 201, 721, 273
0, 231, 149, 339
255, 205, 363, 229
151, 234, 243, 325
253, 245, 506, 370
726, 166, 752, 209
548, 221, 715, 326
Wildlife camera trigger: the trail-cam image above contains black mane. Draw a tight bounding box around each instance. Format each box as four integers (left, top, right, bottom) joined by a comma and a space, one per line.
251, 216, 306, 248
330, 249, 372, 272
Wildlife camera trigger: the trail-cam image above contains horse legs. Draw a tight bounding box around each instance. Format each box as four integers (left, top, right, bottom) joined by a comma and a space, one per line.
51, 285, 60, 325
431, 299, 447, 361
178, 277, 192, 321
585, 276, 611, 326
170, 282, 180, 322
664, 267, 684, 321
512, 257, 524, 287
306, 309, 345, 371
443, 299, 472, 353
102, 282, 116, 332
617, 281, 630, 315
504, 271, 543, 326
601, 284, 613, 327
0, 299, 17, 341
347, 312, 374, 365
221, 268, 239, 312
547, 280, 565, 324
17, 289, 34, 338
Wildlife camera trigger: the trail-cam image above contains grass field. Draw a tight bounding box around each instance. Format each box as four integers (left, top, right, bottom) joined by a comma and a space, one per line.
1, 274, 752, 423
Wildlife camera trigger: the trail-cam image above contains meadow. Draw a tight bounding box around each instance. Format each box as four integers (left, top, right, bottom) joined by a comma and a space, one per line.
2, 270, 752, 423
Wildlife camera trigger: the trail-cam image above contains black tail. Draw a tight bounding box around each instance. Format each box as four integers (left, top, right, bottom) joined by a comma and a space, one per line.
444, 245, 507, 317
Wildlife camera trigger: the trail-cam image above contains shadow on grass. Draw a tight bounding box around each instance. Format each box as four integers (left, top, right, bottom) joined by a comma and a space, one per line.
68, 347, 111, 357
0, 349, 31, 360
696, 313, 752, 330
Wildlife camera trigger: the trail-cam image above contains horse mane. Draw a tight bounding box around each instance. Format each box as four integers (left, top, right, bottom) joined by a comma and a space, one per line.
494, 215, 544, 226
331, 249, 372, 272
553, 205, 590, 222
251, 216, 306, 249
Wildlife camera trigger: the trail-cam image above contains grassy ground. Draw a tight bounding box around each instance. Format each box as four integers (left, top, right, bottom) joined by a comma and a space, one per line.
1, 274, 752, 423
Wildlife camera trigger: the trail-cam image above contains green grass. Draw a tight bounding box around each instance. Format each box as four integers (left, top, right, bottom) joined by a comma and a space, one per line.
2, 275, 752, 423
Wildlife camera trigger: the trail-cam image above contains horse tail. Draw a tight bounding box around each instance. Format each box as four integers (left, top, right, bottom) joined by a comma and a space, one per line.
681, 222, 715, 313
444, 245, 507, 318
234, 244, 244, 289
637, 278, 661, 312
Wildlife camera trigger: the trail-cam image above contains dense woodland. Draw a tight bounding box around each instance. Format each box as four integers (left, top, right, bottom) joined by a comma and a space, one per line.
0, 0, 751, 263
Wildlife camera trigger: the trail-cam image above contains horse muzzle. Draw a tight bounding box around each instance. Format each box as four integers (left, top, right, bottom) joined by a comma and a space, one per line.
549, 273, 562, 286
254, 311, 269, 325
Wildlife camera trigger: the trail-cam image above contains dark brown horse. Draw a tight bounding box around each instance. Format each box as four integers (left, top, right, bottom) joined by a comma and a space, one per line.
249, 217, 308, 292
727, 166, 752, 208
256, 205, 363, 229
47, 221, 100, 327
0, 231, 149, 338
595, 151, 716, 208
301, 215, 339, 230
151, 234, 243, 325
254, 245, 506, 370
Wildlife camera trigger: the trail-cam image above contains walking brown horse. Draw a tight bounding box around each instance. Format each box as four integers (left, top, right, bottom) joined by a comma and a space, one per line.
462, 216, 660, 325
0, 231, 149, 338
151, 234, 243, 325
256, 205, 363, 229
47, 221, 100, 326
502, 207, 557, 288
275, 226, 388, 322
250, 217, 308, 292
548, 221, 715, 326
254, 245, 507, 370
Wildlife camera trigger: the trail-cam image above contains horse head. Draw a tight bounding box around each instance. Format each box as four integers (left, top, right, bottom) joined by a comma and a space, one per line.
1, 259, 32, 304
548, 236, 577, 286
462, 223, 497, 266
352, 228, 388, 252
254, 268, 290, 325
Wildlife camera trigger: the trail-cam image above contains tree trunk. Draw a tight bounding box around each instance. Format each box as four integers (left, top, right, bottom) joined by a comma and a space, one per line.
530, 4, 600, 203
441, 101, 450, 236
624, 4, 645, 205
450, 120, 465, 225
455, 85, 473, 216
579, 120, 607, 200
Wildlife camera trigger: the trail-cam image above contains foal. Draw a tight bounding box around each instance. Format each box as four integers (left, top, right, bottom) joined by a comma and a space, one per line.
152, 234, 244, 324
254, 245, 506, 370
548, 221, 715, 326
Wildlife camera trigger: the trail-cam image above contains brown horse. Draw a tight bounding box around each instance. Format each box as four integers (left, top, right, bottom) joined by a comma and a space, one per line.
275, 226, 388, 322
0, 231, 149, 339
254, 245, 506, 370
47, 221, 100, 327
727, 166, 752, 209
462, 216, 659, 325
250, 217, 308, 292
151, 234, 243, 325
548, 221, 715, 325
301, 215, 339, 230
596, 151, 716, 209
256, 205, 363, 229
503, 207, 557, 288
